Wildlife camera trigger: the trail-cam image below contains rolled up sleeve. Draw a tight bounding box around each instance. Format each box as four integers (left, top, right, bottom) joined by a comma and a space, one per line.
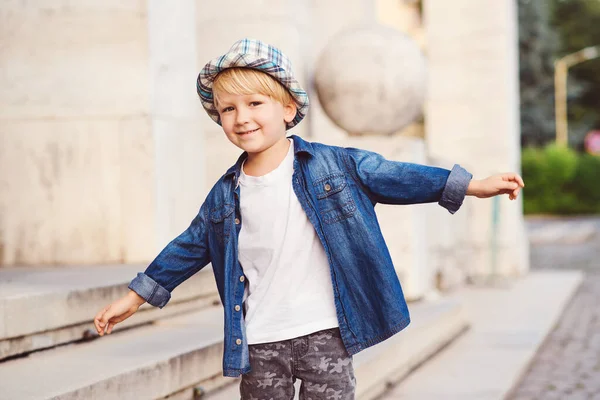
128, 272, 171, 308
127, 202, 211, 309
438, 164, 473, 214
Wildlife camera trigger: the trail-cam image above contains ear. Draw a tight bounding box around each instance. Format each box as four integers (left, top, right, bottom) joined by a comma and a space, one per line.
283, 101, 297, 124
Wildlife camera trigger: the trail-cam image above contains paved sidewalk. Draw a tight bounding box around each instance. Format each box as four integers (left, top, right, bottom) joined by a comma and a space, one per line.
526, 217, 600, 273
507, 273, 600, 399
507, 217, 600, 400
378, 270, 582, 400
379, 216, 599, 400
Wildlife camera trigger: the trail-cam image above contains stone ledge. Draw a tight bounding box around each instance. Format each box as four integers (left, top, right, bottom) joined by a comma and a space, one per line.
383, 270, 584, 399
0, 307, 225, 400
0, 265, 219, 359
0, 284, 469, 400
202, 298, 468, 400
355, 298, 468, 399
0, 295, 220, 361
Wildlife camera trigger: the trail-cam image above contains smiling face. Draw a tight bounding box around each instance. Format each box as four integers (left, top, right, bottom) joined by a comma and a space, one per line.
216, 91, 296, 156
213, 68, 297, 161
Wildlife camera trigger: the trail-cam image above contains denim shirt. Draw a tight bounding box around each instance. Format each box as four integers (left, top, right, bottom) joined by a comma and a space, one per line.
128, 134, 472, 377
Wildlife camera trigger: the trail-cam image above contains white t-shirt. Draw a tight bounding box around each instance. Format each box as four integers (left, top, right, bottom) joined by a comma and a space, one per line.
238, 138, 339, 344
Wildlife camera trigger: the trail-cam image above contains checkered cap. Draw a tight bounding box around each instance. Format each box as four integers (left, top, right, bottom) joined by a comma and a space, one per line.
197, 39, 309, 130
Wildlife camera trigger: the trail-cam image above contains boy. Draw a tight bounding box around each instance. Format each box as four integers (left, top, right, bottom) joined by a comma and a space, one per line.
94, 38, 524, 399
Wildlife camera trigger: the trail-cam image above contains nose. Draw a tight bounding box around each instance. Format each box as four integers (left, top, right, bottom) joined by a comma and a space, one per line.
235, 107, 250, 126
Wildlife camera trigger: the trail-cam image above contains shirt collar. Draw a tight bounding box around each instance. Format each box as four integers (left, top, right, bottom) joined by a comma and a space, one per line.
223, 135, 314, 182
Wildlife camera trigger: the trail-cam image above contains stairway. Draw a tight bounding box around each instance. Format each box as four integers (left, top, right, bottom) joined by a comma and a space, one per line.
0, 265, 468, 400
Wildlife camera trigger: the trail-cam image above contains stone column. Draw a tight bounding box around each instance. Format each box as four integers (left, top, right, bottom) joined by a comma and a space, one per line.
311, 19, 433, 300
423, 0, 529, 278
305, 0, 377, 143
376, 0, 425, 47
0, 3, 153, 265
0, 1, 206, 265
148, 0, 205, 249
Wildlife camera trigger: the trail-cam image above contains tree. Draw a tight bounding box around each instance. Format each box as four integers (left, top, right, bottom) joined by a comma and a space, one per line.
549, 0, 600, 150
518, 0, 558, 147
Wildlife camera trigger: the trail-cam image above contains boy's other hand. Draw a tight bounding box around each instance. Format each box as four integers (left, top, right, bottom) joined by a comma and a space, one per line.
93, 290, 146, 336
467, 173, 525, 200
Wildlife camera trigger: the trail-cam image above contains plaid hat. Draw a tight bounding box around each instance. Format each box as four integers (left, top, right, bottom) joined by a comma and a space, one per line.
197, 38, 309, 130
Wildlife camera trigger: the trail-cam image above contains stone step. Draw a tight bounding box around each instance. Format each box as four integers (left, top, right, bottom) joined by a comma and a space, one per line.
381, 270, 584, 400
0, 265, 219, 360
204, 298, 468, 400
0, 266, 468, 400
0, 287, 467, 400
353, 298, 467, 399
0, 307, 232, 400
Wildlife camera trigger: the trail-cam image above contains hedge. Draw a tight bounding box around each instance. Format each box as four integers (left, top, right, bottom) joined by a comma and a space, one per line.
521, 144, 600, 215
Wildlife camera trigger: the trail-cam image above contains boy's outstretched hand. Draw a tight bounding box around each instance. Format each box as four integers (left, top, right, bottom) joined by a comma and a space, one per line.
466, 173, 525, 200
93, 290, 146, 336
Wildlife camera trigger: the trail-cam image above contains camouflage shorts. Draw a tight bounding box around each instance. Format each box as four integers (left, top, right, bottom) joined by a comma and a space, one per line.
240, 327, 356, 400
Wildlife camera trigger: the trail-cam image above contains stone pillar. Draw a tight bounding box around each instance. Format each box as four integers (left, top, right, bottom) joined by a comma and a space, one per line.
376, 0, 425, 47
0, 2, 206, 265
312, 20, 433, 300
148, 0, 205, 249
0, 3, 152, 265
423, 0, 529, 278
305, 0, 377, 143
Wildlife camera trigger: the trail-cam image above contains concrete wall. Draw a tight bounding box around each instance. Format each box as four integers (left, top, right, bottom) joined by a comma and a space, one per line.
0, 2, 153, 265
149, 0, 205, 251
423, 0, 529, 278
0, 1, 205, 265
0, 0, 527, 294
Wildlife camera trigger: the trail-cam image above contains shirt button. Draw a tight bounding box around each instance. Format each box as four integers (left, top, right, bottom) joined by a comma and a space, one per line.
236, 339, 242, 345
239, 276, 245, 282
234, 305, 241, 312
324, 183, 331, 192
234, 218, 240, 225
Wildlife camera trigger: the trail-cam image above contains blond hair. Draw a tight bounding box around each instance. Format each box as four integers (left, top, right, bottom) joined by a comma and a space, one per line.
213, 68, 294, 108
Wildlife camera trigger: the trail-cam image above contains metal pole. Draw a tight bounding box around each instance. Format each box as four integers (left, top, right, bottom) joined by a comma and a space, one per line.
555, 60, 568, 147
554, 46, 600, 147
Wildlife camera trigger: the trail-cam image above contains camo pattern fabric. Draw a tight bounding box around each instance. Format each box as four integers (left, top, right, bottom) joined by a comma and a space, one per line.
240, 327, 356, 400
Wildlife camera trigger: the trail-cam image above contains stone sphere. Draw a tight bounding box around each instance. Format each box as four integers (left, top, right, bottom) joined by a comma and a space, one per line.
314, 25, 427, 136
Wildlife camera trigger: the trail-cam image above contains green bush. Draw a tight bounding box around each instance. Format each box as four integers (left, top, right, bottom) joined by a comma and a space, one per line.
521, 145, 600, 215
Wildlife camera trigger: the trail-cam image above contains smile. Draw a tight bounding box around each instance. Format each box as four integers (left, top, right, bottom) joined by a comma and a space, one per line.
238, 128, 259, 135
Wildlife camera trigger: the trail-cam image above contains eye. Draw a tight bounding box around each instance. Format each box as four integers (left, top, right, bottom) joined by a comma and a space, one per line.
221, 106, 234, 113
249, 101, 262, 107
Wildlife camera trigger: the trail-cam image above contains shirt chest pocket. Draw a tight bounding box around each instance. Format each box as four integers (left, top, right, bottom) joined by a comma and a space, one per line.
313, 172, 357, 224
210, 204, 235, 244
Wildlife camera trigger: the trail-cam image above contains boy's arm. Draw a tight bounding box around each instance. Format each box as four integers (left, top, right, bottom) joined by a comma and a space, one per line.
343, 147, 472, 214
128, 202, 211, 309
